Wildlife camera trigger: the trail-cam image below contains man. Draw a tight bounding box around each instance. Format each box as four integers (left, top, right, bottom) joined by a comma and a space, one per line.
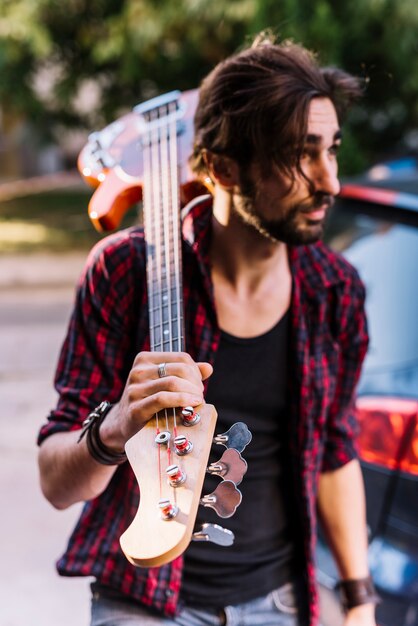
38, 34, 378, 626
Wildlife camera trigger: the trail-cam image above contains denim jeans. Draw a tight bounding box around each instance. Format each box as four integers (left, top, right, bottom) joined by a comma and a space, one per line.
90, 580, 310, 626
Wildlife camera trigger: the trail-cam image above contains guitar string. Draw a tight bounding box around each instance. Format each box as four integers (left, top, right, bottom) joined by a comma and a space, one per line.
169, 100, 183, 355
166, 102, 184, 505
161, 101, 181, 504
154, 103, 177, 501
165, 100, 184, 502
142, 119, 163, 497
149, 108, 166, 495
170, 102, 191, 499
144, 98, 184, 509
170, 99, 188, 499
163, 101, 180, 441
158, 108, 169, 498
151, 106, 168, 500
168, 101, 182, 497
150, 107, 164, 357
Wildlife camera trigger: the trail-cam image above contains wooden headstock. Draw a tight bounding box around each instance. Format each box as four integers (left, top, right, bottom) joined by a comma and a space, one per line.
120, 403, 217, 567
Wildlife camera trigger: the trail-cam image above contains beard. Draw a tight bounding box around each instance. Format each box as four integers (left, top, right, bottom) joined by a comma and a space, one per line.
234, 173, 334, 246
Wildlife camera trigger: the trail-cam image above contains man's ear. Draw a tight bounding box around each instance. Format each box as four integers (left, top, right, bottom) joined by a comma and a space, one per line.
203, 151, 239, 189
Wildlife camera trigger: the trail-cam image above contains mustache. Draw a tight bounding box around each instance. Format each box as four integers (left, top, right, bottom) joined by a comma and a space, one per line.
300, 193, 335, 212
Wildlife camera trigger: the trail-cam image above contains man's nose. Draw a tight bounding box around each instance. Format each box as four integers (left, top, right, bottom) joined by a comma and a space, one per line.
313, 156, 340, 197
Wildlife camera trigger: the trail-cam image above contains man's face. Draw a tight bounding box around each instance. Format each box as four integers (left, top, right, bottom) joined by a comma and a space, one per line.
233, 98, 342, 245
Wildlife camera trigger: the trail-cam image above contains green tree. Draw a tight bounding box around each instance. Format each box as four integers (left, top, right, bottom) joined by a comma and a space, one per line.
249, 0, 418, 170
0, 0, 254, 130
1, 0, 417, 172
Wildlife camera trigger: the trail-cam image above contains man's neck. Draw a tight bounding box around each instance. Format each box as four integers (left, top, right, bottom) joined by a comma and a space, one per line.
210, 187, 292, 337
211, 186, 289, 294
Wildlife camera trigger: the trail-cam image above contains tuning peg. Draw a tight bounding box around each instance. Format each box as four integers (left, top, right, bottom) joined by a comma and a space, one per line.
192, 523, 235, 546
213, 422, 252, 453
206, 448, 248, 485
174, 435, 193, 456
181, 406, 200, 426
158, 498, 178, 520
166, 464, 186, 487
200, 480, 242, 518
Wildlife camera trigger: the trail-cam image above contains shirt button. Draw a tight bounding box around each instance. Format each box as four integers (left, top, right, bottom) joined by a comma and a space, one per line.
165, 589, 174, 598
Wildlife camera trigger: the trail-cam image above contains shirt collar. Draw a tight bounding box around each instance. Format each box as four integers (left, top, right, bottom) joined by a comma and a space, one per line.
289, 243, 347, 301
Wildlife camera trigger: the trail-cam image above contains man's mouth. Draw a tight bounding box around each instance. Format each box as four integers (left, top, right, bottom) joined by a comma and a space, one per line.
300, 196, 334, 221
304, 207, 327, 221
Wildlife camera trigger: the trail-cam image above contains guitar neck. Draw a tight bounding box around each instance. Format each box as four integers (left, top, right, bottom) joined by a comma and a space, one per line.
141, 92, 185, 353
118, 90, 222, 570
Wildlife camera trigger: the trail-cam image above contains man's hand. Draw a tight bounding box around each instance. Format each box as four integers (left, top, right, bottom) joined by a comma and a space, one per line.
100, 351, 213, 452
343, 603, 377, 626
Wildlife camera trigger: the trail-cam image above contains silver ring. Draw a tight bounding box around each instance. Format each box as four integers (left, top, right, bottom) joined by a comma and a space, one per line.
158, 362, 167, 378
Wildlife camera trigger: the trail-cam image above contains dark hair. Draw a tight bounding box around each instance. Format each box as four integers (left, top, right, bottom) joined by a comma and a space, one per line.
191, 33, 363, 179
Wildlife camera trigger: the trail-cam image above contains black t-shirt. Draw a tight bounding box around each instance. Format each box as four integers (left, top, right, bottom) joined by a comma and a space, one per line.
181, 310, 300, 607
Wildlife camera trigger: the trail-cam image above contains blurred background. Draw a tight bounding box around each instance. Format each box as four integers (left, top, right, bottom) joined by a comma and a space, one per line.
1, 1, 418, 625
1, 0, 418, 250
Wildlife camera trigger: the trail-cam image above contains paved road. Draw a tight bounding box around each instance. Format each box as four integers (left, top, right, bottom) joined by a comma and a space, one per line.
0, 254, 90, 626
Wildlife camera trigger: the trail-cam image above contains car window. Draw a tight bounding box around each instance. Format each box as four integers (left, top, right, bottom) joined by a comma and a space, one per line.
325, 205, 418, 399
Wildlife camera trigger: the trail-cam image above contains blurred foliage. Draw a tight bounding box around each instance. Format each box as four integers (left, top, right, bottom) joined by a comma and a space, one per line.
0, 187, 139, 253
1, 0, 418, 173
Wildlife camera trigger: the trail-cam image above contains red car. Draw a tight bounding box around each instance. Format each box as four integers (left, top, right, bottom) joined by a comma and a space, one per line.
318, 161, 418, 626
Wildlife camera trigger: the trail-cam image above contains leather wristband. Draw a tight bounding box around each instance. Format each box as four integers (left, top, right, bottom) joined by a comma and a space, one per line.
77, 401, 127, 466
337, 575, 381, 611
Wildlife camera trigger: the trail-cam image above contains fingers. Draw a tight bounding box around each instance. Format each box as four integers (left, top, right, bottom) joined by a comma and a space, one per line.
130, 392, 202, 421
103, 352, 212, 448
128, 352, 206, 400
133, 351, 197, 366
133, 352, 211, 386
122, 351, 211, 431
149, 362, 203, 385
198, 362, 213, 381
131, 372, 204, 401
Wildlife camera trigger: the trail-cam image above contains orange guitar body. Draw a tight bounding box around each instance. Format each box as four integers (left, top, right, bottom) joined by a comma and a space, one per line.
77, 89, 210, 232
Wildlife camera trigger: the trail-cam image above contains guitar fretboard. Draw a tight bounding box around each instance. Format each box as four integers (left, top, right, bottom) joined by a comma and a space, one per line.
139, 92, 184, 352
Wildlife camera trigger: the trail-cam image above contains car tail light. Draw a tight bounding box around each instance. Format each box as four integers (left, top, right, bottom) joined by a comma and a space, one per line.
356, 397, 418, 476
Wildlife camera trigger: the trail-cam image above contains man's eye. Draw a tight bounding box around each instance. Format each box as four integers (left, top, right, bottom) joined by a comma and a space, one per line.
329, 144, 341, 156
301, 149, 316, 160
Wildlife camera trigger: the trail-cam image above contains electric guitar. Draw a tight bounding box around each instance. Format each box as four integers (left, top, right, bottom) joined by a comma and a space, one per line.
77, 89, 208, 232
78, 90, 251, 568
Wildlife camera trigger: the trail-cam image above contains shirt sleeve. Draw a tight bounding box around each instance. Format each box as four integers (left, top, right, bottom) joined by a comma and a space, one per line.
37, 229, 146, 445
321, 271, 369, 472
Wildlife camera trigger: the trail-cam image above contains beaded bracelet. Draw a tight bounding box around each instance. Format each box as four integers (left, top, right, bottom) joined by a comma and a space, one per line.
77, 401, 127, 466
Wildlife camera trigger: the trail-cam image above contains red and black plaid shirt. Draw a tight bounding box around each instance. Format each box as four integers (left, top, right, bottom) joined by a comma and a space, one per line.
38, 195, 368, 626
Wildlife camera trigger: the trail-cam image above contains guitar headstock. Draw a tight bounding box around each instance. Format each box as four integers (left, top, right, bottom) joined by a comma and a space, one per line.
120, 403, 217, 568
77, 88, 212, 233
